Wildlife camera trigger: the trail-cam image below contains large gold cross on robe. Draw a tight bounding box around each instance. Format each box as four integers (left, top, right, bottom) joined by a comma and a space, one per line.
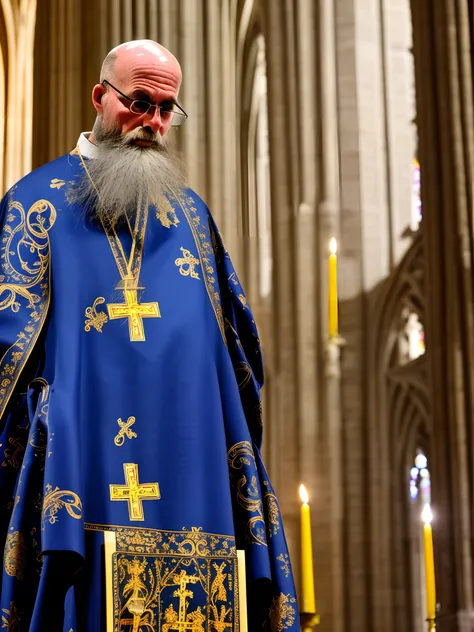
107, 289, 160, 342
109, 463, 160, 521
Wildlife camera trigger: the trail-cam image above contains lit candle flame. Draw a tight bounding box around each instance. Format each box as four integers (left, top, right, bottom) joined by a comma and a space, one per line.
329, 238, 337, 255
422, 503, 433, 525
299, 484, 309, 504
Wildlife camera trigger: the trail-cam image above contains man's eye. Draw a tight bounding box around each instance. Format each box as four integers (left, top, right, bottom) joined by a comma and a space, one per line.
131, 101, 151, 114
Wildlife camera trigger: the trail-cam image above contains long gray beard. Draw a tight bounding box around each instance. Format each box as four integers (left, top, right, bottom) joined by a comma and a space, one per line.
70, 119, 187, 225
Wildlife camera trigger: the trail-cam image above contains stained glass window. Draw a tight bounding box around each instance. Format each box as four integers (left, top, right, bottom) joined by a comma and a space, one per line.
410, 451, 431, 504
411, 158, 422, 231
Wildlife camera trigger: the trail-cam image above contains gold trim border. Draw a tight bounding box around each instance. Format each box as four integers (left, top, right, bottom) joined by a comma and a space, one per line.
170, 189, 226, 343
104, 531, 117, 632
0, 232, 52, 419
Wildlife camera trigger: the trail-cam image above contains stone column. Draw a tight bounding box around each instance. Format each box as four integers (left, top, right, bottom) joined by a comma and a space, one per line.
316, 1, 346, 630
411, 0, 474, 629
180, 0, 207, 201
261, 0, 300, 591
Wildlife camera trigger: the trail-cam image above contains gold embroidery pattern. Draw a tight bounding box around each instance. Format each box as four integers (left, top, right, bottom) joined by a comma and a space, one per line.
110, 463, 160, 521
1, 602, 22, 630
114, 416, 137, 446
234, 361, 252, 391
94, 524, 237, 632
269, 594, 297, 632
0, 198, 56, 417
41, 484, 83, 527
171, 191, 225, 341
277, 554, 291, 578
84, 296, 108, 333
116, 554, 236, 632
238, 294, 249, 310
228, 272, 239, 287
4, 531, 27, 579
175, 247, 201, 280
50, 178, 66, 189
156, 196, 180, 228
85, 523, 236, 557
264, 482, 281, 537
2, 428, 27, 468
228, 442, 282, 545
228, 442, 266, 546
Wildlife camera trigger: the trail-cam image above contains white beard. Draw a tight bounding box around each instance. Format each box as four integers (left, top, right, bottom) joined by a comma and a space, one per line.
69, 117, 187, 225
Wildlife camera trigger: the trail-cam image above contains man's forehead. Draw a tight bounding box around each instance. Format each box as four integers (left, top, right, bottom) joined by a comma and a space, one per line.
113, 44, 181, 92
115, 43, 179, 72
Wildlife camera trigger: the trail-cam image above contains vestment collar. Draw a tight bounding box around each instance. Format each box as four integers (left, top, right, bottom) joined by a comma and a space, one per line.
77, 131, 98, 159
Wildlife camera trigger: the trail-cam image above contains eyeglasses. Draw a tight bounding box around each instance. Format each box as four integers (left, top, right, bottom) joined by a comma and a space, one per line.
101, 80, 188, 127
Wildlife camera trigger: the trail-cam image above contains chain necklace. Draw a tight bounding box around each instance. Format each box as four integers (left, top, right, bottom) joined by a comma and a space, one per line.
77, 147, 161, 342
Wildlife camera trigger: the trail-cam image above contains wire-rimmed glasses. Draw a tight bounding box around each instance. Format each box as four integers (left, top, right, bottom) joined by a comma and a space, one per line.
101, 80, 188, 127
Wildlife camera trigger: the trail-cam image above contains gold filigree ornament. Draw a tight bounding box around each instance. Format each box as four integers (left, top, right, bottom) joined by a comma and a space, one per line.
0, 199, 56, 418
84, 297, 108, 333
2, 432, 27, 468
41, 484, 83, 527
175, 247, 200, 280
1, 602, 22, 630
238, 294, 249, 310
4, 531, 27, 579
277, 553, 291, 578
50, 179, 66, 189
0, 199, 56, 310
117, 556, 156, 631
156, 196, 180, 228
170, 188, 225, 341
114, 416, 137, 446
264, 488, 281, 537
228, 441, 267, 546
269, 593, 297, 632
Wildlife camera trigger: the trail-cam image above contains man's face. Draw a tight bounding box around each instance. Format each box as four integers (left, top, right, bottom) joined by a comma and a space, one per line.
95, 47, 182, 142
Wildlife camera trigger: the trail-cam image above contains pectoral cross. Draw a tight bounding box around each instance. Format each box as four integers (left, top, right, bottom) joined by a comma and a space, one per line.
107, 289, 160, 342
109, 463, 160, 521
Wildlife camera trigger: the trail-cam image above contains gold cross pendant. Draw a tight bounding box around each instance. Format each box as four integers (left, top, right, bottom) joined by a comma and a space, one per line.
107, 289, 160, 342
109, 463, 160, 521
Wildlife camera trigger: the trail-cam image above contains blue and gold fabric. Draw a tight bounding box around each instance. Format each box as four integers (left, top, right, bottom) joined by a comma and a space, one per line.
0, 150, 299, 631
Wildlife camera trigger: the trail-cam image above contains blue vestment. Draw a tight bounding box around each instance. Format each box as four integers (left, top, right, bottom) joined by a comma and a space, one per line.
0, 150, 299, 631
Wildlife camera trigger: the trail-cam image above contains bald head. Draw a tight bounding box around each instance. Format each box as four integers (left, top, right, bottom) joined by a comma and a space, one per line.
100, 40, 181, 87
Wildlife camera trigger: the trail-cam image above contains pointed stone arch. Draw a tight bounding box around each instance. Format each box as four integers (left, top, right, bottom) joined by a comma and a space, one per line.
367, 233, 430, 632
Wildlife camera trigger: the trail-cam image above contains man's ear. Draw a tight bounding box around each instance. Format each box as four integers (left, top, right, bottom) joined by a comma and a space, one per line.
92, 84, 105, 114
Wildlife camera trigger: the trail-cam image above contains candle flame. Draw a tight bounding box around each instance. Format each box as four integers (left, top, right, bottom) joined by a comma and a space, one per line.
299, 484, 309, 504
329, 238, 337, 255
421, 503, 433, 524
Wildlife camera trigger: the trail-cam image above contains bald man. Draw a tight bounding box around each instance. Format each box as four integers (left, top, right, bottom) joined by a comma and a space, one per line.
0, 41, 299, 631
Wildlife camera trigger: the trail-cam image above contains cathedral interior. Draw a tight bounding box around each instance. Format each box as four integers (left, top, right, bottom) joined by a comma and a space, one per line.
0, 0, 473, 630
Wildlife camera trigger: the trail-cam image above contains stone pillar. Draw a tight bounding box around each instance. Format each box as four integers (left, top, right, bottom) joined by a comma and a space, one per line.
180, 0, 207, 201
411, 0, 473, 629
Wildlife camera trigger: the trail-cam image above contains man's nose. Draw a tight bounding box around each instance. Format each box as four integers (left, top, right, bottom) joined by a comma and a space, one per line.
142, 106, 163, 135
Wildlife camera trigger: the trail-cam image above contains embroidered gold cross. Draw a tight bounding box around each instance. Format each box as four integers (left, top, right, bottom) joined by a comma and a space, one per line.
109, 463, 160, 521
114, 416, 137, 447
107, 289, 160, 342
